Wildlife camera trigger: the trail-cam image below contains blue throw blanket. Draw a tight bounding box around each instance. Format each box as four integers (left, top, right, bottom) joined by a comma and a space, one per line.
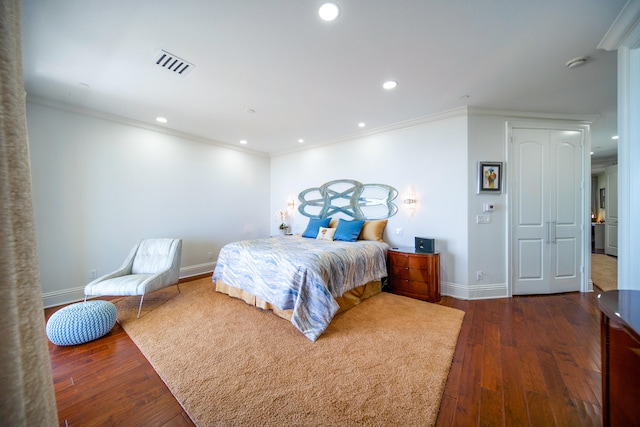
213, 235, 389, 341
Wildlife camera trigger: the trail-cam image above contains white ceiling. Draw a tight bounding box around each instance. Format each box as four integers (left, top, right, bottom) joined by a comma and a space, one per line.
21, 0, 625, 164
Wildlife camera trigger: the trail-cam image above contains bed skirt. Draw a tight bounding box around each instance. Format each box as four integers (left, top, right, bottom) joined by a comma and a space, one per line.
214, 279, 382, 322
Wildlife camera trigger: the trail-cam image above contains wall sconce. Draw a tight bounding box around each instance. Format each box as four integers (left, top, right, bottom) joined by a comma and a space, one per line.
403, 195, 417, 215
287, 199, 296, 210
403, 197, 417, 205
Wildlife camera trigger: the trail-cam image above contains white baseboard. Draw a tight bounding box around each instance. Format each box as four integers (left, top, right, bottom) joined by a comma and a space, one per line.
42, 286, 87, 309
442, 281, 509, 300
180, 261, 216, 279
42, 262, 217, 308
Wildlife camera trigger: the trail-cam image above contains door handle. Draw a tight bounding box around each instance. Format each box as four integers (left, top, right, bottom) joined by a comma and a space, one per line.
545, 221, 557, 244
546, 221, 550, 244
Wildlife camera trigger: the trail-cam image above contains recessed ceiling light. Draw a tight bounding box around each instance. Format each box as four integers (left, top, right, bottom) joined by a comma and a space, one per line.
358, 122, 366, 128
298, 139, 304, 143
590, 151, 594, 155
156, 117, 167, 123
612, 135, 619, 140
239, 140, 248, 145
382, 80, 398, 90
319, 2, 340, 21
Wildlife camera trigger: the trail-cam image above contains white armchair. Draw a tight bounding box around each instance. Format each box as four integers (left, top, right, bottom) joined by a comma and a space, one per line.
84, 238, 182, 317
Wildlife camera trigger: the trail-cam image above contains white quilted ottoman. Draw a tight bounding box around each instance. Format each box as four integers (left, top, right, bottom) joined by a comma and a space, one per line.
46, 300, 117, 346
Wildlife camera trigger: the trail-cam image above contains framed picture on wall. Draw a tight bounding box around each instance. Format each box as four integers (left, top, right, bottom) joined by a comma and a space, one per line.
600, 188, 605, 208
477, 161, 503, 193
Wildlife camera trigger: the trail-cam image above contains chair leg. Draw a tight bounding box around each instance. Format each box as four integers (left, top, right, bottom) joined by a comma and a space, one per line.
137, 295, 145, 318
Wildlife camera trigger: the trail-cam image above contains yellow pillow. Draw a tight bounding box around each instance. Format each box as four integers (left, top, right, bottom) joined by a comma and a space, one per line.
358, 220, 388, 242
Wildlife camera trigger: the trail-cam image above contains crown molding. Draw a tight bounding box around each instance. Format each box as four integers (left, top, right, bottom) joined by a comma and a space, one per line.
25, 95, 270, 158
28, 94, 601, 160
271, 107, 469, 157
598, 0, 640, 50
467, 106, 597, 124
272, 106, 599, 158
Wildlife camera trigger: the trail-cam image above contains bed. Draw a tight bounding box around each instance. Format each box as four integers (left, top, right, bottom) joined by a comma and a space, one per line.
213, 179, 398, 341
213, 234, 389, 341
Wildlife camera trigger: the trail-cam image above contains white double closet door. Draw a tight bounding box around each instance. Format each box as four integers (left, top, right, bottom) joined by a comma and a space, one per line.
510, 126, 585, 295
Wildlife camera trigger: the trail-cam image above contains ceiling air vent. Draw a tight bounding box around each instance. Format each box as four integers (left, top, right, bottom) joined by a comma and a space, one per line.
153, 50, 195, 76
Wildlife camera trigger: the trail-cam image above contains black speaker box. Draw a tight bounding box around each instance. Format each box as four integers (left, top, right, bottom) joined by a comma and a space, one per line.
415, 237, 435, 253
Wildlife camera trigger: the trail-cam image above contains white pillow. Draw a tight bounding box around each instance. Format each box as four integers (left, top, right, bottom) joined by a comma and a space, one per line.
316, 227, 336, 241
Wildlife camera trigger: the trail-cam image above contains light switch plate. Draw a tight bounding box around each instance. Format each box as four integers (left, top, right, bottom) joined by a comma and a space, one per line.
476, 215, 491, 224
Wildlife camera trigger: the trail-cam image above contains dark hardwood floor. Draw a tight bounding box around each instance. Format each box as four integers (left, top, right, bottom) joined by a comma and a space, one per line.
45, 280, 603, 426
436, 291, 602, 427
45, 303, 194, 427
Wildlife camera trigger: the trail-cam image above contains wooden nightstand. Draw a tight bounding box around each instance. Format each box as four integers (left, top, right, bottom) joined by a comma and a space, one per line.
387, 247, 440, 302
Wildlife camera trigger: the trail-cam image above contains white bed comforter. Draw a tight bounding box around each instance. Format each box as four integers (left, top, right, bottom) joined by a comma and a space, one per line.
212, 235, 389, 341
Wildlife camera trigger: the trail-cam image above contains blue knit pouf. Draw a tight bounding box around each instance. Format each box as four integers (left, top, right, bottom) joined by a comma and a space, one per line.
46, 300, 117, 346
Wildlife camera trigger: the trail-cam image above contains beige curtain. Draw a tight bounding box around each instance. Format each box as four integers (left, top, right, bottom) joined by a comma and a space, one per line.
0, 1, 58, 425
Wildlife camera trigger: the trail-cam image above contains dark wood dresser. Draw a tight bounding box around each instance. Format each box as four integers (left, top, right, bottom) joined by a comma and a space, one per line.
597, 290, 640, 427
387, 247, 440, 302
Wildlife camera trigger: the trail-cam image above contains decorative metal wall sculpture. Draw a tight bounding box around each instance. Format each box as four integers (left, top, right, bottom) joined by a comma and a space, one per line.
298, 179, 398, 220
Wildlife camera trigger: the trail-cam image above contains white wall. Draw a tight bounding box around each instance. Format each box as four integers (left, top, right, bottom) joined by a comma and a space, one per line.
272, 107, 591, 300
27, 101, 271, 307
271, 111, 470, 293
618, 45, 640, 290
600, 1, 640, 290
466, 113, 508, 298
30, 100, 598, 306
466, 111, 593, 297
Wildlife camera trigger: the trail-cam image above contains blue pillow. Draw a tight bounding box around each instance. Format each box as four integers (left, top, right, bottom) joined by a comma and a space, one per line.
302, 217, 331, 238
334, 219, 365, 242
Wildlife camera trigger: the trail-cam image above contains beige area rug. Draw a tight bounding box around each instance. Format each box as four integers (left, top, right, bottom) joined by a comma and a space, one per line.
591, 253, 617, 292
115, 277, 465, 426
